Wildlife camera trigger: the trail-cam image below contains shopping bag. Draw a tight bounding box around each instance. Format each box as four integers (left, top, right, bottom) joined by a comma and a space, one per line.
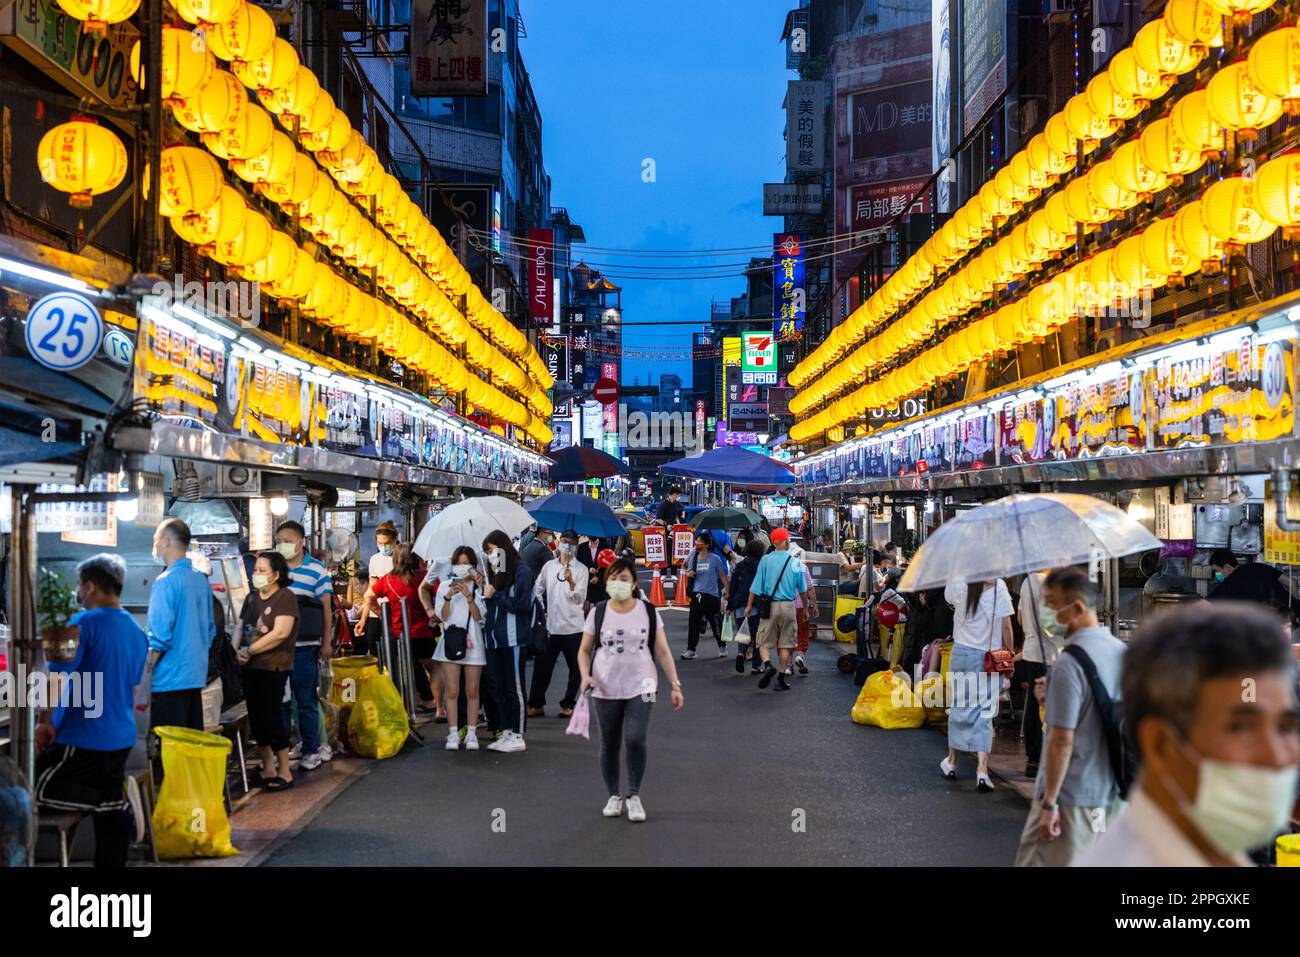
151, 726, 238, 859
721, 613, 735, 643
849, 670, 925, 729
565, 693, 591, 740
347, 671, 409, 759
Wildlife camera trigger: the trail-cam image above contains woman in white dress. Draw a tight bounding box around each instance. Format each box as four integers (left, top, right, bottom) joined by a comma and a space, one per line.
434, 546, 488, 751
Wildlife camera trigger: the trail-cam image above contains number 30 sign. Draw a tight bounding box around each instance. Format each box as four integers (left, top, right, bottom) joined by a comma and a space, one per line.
24, 291, 104, 372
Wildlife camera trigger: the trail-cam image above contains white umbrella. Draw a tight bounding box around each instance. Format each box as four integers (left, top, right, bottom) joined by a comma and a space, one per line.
899, 492, 1163, 593
411, 496, 535, 561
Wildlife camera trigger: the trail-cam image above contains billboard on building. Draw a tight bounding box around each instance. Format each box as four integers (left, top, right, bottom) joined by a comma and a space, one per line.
773, 234, 805, 340
961, 0, 1007, 135
785, 80, 825, 172
527, 228, 553, 325
425, 183, 493, 297
411, 0, 487, 97
763, 183, 824, 216
849, 80, 932, 161
742, 332, 776, 372
933, 0, 953, 213
849, 177, 933, 234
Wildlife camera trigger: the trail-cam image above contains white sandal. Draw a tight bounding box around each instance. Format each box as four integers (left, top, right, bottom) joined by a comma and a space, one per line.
939, 757, 956, 779
976, 773, 995, 792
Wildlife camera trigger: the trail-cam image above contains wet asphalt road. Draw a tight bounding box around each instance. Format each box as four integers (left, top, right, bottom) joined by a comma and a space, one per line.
263, 603, 1030, 866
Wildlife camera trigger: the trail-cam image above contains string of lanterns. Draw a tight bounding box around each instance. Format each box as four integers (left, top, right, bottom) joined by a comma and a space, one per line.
789, 0, 1299, 444
41, 1, 553, 446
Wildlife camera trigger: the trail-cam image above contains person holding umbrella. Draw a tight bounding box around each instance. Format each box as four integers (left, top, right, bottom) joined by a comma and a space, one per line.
481, 530, 536, 753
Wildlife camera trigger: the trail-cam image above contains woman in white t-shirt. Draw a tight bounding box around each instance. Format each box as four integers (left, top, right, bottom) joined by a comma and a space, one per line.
941, 578, 1014, 792
578, 558, 684, 823
433, 546, 488, 752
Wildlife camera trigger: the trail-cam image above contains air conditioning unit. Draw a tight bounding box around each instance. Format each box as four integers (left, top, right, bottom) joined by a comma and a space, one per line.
171, 461, 262, 498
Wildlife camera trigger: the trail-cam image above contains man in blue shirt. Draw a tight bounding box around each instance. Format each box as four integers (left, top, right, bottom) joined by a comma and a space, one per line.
276, 521, 334, 770
681, 531, 730, 660
742, 527, 808, 692
147, 517, 214, 733
35, 554, 147, 867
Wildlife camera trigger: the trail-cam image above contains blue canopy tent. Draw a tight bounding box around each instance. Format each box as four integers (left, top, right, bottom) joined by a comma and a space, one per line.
660, 446, 795, 486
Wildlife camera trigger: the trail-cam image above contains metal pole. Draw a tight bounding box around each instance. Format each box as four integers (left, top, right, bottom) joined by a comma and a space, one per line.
8, 486, 37, 786
138, 0, 163, 274
396, 597, 417, 721
375, 597, 393, 676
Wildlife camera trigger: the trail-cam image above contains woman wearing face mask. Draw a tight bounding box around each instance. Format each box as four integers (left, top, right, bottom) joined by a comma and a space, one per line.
480, 530, 537, 753
434, 547, 488, 751
356, 545, 440, 715
238, 552, 299, 791
578, 558, 684, 822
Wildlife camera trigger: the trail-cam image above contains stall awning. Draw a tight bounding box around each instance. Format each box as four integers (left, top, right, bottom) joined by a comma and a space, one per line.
662, 446, 795, 486
0, 396, 84, 469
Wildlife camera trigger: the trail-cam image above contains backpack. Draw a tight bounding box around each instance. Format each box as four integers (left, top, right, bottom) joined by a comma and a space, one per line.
1061, 644, 1138, 800
592, 599, 661, 654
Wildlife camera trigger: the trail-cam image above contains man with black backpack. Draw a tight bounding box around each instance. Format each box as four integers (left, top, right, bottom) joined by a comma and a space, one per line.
1014, 567, 1126, 867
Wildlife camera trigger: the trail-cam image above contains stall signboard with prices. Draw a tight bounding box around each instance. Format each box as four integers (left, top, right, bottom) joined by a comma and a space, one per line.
643, 528, 667, 567
1264, 479, 1300, 565
1050, 371, 1147, 458
672, 524, 695, 564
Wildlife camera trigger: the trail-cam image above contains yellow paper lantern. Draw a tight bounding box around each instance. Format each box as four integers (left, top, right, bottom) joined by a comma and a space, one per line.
241, 229, 296, 284
979, 179, 1013, 226
1110, 140, 1167, 200
174, 0, 243, 28
1027, 208, 1071, 252
213, 0, 275, 65
1064, 93, 1111, 149
172, 68, 247, 133
1065, 174, 1111, 226
233, 37, 298, 95
1163, 0, 1223, 55
268, 247, 318, 301
1206, 0, 1275, 28
1044, 112, 1077, 158
1087, 160, 1137, 212
1206, 62, 1283, 143
993, 165, 1025, 208
1009, 150, 1046, 198
1134, 19, 1201, 82
1113, 233, 1168, 293
211, 206, 273, 267
1087, 71, 1139, 123
156, 146, 223, 217
1108, 48, 1170, 110
299, 91, 336, 141
130, 27, 214, 106
36, 117, 128, 209
1175, 200, 1224, 272
1170, 89, 1225, 162
201, 99, 273, 160
52, 0, 139, 32
1254, 153, 1300, 238
1201, 176, 1278, 247
169, 184, 245, 247
1026, 131, 1074, 180
230, 129, 295, 186
1248, 26, 1300, 116
270, 66, 321, 119
1139, 117, 1202, 181
1141, 216, 1198, 279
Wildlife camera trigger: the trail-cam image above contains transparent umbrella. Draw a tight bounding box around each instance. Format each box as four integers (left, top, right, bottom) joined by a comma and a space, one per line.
898, 493, 1162, 593
412, 496, 535, 562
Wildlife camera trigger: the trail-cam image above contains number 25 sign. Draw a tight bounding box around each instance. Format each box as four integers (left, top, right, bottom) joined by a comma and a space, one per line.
24, 291, 104, 372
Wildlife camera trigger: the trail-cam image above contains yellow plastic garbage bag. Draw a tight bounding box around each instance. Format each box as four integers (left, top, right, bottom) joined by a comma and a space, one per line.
330, 655, 379, 744
347, 670, 409, 759
850, 670, 925, 729
916, 675, 948, 725
151, 726, 238, 859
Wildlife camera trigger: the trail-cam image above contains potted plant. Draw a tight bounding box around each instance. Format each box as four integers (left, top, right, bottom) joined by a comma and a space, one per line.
38, 567, 80, 663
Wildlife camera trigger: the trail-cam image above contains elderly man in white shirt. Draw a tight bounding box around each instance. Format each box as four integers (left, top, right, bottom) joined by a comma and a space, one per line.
1076, 602, 1299, 867
527, 529, 590, 719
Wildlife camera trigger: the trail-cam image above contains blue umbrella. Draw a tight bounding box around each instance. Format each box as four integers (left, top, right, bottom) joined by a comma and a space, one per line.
526, 492, 627, 538
661, 446, 795, 485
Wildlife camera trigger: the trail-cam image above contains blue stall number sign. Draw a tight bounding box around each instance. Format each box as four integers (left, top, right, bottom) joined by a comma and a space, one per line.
24, 291, 104, 372
102, 328, 134, 367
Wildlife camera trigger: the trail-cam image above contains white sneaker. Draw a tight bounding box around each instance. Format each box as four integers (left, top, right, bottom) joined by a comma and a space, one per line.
717, 646, 727, 658
487, 731, 526, 753
299, 752, 323, 771
315, 744, 333, 763
601, 795, 624, 818
288, 743, 303, 760
625, 795, 646, 822
464, 729, 480, 751
445, 729, 461, 751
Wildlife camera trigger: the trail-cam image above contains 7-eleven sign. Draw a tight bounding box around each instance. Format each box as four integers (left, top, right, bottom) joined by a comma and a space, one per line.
742, 331, 775, 371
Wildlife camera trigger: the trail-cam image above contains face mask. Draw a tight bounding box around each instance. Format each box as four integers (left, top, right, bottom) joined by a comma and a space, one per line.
452, 564, 473, 579
606, 580, 634, 602
152, 548, 166, 566
1037, 604, 1069, 638
252, 573, 271, 590
1172, 740, 1300, 856
380, 544, 395, 557
488, 550, 504, 571
558, 543, 576, 557
277, 542, 298, 560
1214, 571, 1226, 582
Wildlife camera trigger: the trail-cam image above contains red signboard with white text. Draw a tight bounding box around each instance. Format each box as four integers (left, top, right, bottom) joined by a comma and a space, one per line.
528, 228, 553, 325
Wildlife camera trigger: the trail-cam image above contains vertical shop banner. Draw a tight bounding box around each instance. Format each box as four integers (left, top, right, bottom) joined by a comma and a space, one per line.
542, 334, 569, 387
601, 361, 619, 455
785, 80, 825, 172
426, 183, 494, 298
528, 228, 554, 325
410, 0, 487, 97
932, 0, 953, 213
773, 234, 805, 339
961, 0, 1007, 135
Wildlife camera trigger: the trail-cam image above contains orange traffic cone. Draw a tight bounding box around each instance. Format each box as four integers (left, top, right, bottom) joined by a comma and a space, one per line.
673, 567, 692, 608
649, 569, 667, 607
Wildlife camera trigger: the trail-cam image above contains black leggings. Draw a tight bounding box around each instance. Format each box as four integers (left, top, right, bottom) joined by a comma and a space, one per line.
242, 667, 290, 752
592, 696, 653, 797
411, 637, 436, 702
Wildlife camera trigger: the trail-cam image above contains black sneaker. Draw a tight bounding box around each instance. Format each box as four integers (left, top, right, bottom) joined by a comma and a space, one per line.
750, 665, 764, 675
1025, 763, 1039, 779
735, 652, 745, 673
757, 663, 776, 689
775, 673, 792, 691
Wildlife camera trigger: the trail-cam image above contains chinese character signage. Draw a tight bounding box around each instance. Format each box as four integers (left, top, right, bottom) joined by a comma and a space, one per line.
1, 0, 138, 109
601, 361, 619, 454
763, 183, 823, 216
528, 228, 553, 325
773, 234, 805, 339
961, 0, 1006, 136
785, 80, 825, 172
411, 0, 487, 97
849, 178, 933, 233
742, 332, 776, 372
849, 80, 932, 161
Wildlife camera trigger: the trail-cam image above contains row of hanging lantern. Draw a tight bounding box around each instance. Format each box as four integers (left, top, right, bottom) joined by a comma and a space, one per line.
42, 0, 552, 444
790, 1, 1300, 442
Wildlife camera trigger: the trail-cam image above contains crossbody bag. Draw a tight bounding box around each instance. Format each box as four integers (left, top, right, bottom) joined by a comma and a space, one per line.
756, 556, 793, 620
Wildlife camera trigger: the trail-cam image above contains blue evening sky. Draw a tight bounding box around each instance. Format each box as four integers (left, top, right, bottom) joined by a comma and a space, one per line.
523, 0, 792, 389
